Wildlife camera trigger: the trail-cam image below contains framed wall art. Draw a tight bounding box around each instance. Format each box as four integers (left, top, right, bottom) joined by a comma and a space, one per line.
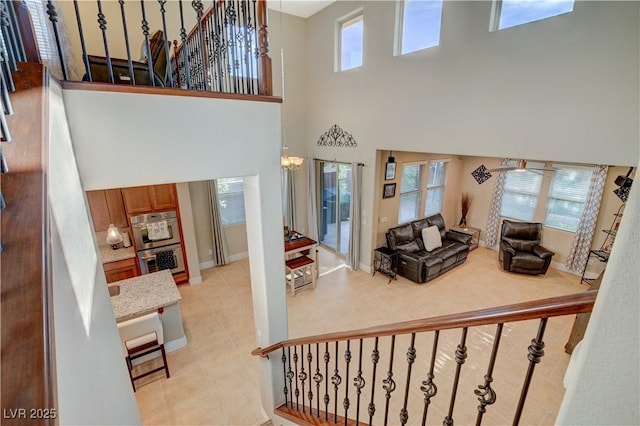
385, 162, 396, 180
383, 183, 396, 199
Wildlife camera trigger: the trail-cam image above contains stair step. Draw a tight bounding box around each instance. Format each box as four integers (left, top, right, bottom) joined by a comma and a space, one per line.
274, 404, 366, 426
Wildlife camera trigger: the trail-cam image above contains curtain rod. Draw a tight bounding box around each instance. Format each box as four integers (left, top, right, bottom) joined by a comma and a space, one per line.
313, 157, 365, 167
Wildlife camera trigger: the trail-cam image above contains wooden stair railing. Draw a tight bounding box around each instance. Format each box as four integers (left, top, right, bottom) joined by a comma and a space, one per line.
252, 291, 597, 426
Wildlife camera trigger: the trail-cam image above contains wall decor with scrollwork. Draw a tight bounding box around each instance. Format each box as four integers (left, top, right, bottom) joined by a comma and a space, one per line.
316, 124, 358, 148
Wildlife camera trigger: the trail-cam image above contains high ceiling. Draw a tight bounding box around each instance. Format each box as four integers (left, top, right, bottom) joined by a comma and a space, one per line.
267, 0, 335, 18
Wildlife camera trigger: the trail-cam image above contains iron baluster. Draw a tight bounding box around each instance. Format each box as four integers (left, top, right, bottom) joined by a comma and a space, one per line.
444, 328, 469, 426
420, 330, 439, 426
178, 0, 192, 89
203, 12, 214, 89
293, 345, 300, 410
139, 0, 155, 86
73, 0, 91, 82
210, 1, 224, 92
331, 341, 341, 423
222, 1, 232, 92
307, 344, 313, 414
239, 0, 250, 94
226, 0, 239, 93
353, 338, 365, 425
282, 347, 289, 405
299, 345, 307, 414
382, 335, 397, 426
324, 342, 330, 421
314, 343, 323, 418
400, 333, 417, 425
157, 0, 174, 87
475, 323, 503, 425
368, 337, 379, 425
343, 340, 351, 425
95, 0, 113, 83
286, 346, 294, 408
45, 1, 68, 80
118, 0, 135, 85
0, 1, 18, 74
191, 0, 208, 90
172, 40, 182, 88
513, 318, 547, 425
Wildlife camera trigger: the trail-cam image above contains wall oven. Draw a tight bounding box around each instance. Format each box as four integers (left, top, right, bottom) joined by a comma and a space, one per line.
137, 243, 185, 275
131, 210, 185, 275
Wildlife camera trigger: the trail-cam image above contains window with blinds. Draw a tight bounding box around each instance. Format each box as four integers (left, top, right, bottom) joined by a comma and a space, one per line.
544, 165, 593, 232
25, 0, 56, 63
425, 160, 447, 217
398, 163, 423, 223
499, 162, 544, 221
216, 177, 245, 226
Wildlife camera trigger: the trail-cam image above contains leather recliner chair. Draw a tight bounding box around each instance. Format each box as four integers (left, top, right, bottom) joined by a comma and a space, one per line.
499, 220, 554, 275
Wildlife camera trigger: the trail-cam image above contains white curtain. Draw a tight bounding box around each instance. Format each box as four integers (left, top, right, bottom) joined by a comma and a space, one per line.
566, 165, 608, 272
347, 163, 363, 271
306, 159, 319, 241
281, 168, 296, 230
207, 180, 228, 266
484, 158, 510, 247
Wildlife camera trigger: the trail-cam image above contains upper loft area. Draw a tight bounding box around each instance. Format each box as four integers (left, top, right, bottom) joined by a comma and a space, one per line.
18, 0, 275, 98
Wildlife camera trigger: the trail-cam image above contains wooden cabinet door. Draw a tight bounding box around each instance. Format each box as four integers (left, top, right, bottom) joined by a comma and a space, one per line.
105, 189, 128, 228
86, 190, 111, 231
122, 186, 153, 215
150, 184, 177, 210
104, 258, 139, 283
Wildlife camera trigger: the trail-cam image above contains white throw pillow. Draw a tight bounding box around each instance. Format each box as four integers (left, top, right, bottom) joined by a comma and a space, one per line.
422, 226, 442, 252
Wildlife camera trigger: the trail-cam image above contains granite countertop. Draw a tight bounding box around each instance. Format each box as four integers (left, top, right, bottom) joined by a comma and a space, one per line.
108, 269, 182, 322
96, 230, 136, 264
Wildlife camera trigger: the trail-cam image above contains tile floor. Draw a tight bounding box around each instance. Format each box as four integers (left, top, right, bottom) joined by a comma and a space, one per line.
135, 247, 587, 425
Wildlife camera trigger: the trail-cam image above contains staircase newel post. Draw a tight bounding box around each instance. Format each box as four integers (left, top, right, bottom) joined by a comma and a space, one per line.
256, 0, 271, 96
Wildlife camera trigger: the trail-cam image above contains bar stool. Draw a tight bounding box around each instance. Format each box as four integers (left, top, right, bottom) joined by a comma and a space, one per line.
285, 255, 316, 296
117, 311, 170, 391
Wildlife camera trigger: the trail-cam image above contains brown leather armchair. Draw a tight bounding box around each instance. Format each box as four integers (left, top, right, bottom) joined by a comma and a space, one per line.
84, 30, 168, 86
499, 220, 554, 275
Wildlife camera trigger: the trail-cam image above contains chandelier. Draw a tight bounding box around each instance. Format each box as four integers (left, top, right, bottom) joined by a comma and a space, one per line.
281, 146, 303, 170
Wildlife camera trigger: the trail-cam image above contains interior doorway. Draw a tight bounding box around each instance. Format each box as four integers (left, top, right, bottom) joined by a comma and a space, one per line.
317, 161, 352, 256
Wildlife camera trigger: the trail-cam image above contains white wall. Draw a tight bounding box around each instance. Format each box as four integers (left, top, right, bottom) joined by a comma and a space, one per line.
49, 82, 141, 425
61, 88, 288, 417
303, 0, 639, 269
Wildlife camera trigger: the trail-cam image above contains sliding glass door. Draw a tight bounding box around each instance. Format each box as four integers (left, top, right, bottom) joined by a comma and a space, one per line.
318, 161, 352, 255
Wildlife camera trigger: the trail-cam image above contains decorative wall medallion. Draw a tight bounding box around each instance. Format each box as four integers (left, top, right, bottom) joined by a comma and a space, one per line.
472, 164, 492, 185
317, 124, 358, 148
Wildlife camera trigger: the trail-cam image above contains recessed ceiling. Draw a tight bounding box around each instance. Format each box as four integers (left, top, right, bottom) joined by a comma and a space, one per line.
267, 0, 334, 18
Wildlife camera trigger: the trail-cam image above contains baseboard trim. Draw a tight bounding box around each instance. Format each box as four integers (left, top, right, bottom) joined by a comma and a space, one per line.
165, 336, 187, 353
229, 251, 249, 262
199, 260, 215, 270
189, 275, 202, 285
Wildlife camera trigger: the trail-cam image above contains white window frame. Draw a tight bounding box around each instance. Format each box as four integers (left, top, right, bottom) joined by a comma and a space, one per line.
398, 162, 425, 224
335, 9, 364, 72
394, 0, 444, 56
499, 161, 545, 222
216, 177, 246, 226
424, 159, 448, 216
544, 164, 593, 232
490, 0, 575, 32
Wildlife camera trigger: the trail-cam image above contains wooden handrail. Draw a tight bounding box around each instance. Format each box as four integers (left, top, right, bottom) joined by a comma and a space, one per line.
251, 290, 597, 357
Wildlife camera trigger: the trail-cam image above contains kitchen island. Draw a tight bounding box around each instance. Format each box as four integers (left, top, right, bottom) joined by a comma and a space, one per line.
108, 269, 186, 352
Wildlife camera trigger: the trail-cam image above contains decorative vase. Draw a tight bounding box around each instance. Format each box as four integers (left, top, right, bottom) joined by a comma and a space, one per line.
459, 217, 467, 227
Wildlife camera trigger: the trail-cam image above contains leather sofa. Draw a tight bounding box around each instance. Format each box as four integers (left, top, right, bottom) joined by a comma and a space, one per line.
499, 220, 554, 275
386, 214, 471, 284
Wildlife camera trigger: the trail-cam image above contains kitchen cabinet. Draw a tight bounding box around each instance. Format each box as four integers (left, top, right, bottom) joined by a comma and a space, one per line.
122, 184, 177, 215
104, 257, 139, 283
86, 189, 128, 231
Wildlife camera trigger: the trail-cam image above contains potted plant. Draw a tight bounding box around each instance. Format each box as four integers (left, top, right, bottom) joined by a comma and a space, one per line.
459, 193, 472, 228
